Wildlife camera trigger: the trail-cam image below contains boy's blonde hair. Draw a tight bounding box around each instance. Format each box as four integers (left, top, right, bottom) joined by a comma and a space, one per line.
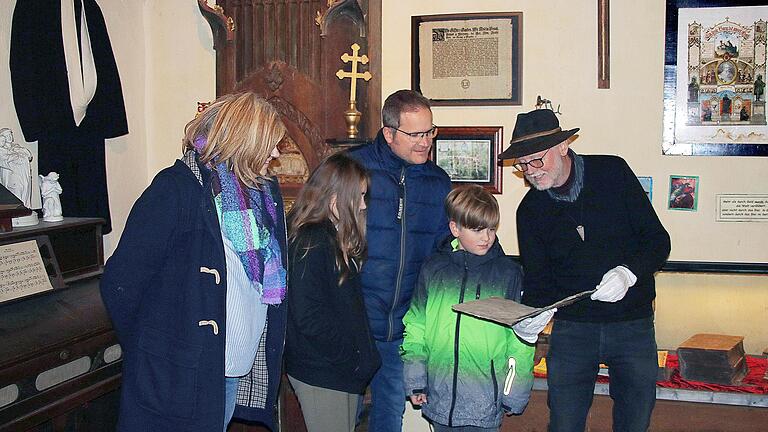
445, 185, 499, 229
182, 92, 286, 188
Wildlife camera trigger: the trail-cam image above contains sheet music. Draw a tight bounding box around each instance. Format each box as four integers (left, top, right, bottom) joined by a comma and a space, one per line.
0, 240, 53, 303
452, 289, 597, 327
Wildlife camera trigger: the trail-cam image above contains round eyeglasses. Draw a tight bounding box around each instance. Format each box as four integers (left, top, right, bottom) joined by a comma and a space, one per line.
512, 148, 550, 172
388, 125, 438, 142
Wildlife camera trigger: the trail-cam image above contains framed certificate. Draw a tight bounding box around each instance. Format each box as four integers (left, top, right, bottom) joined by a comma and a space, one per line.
412, 12, 522, 106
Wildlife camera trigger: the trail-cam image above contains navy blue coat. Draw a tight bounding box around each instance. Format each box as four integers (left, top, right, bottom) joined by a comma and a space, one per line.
100, 156, 287, 431
347, 131, 451, 341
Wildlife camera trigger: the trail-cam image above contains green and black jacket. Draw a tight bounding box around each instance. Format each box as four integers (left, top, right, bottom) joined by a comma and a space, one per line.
402, 237, 535, 428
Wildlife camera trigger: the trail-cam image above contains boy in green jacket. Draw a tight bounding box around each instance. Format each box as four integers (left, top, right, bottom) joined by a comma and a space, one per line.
402, 185, 553, 431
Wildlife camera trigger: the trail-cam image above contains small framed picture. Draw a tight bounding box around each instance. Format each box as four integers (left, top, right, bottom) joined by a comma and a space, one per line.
668, 175, 699, 211
431, 126, 503, 194
637, 176, 653, 201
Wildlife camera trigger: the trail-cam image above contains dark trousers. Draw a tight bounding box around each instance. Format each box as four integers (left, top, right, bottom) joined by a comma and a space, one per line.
546, 317, 657, 432
368, 338, 405, 432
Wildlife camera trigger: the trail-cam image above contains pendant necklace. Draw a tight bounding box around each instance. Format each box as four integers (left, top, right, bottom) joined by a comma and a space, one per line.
566, 199, 585, 241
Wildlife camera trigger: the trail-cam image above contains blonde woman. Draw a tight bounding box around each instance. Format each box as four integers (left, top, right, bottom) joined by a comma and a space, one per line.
101, 92, 288, 431
285, 152, 381, 432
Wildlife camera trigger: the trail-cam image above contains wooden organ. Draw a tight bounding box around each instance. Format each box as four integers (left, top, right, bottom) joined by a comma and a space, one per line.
0, 218, 119, 432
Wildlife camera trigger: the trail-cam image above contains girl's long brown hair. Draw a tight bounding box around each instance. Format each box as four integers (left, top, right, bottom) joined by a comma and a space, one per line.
288, 152, 369, 285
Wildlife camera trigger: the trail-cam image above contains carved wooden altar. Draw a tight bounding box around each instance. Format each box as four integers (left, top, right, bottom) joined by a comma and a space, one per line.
198, 0, 382, 204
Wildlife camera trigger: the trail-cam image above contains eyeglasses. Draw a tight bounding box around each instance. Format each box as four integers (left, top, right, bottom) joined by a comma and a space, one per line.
512, 148, 550, 172
388, 125, 438, 142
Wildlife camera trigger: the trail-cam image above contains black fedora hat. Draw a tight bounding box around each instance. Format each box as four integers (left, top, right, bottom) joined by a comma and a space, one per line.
498, 109, 579, 159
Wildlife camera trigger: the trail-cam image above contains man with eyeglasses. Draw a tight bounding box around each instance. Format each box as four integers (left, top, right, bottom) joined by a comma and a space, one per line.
499, 109, 670, 432
347, 90, 452, 431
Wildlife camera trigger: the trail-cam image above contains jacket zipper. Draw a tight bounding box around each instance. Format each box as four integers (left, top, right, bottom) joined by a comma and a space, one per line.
491, 359, 499, 403
447, 257, 468, 427
387, 167, 407, 341
279, 182, 289, 347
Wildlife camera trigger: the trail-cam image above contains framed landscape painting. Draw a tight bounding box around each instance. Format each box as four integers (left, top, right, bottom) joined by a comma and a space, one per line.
431, 126, 503, 194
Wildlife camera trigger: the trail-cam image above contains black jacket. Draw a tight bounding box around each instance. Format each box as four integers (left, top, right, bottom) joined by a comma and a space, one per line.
518, 155, 670, 322
10, 0, 128, 141
285, 221, 381, 393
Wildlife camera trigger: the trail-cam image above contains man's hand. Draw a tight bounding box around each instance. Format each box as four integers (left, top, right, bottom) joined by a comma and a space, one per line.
513, 309, 555, 343
409, 393, 427, 406
590, 265, 637, 302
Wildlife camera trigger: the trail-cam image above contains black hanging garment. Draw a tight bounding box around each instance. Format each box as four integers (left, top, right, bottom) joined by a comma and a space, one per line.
10, 0, 129, 233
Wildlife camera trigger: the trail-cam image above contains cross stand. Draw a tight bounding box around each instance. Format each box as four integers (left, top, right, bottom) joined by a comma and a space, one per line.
336, 43, 372, 139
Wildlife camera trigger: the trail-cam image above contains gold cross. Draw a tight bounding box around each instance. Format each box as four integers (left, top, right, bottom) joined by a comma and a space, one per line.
336, 43, 372, 103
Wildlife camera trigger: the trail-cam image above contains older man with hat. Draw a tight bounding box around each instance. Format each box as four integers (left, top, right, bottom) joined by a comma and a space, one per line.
500, 109, 670, 432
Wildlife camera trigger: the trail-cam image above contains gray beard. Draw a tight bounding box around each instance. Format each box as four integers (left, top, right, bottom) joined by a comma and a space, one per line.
546, 150, 583, 202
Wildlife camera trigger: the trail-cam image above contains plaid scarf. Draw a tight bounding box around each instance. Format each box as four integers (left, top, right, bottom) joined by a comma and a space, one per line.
193, 138, 286, 304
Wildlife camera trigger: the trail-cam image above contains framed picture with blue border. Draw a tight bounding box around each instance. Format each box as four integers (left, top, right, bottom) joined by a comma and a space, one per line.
637, 176, 653, 201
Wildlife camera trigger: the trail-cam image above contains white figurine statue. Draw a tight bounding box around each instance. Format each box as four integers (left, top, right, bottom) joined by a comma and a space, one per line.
0, 128, 38, 226
40, 172, 64, 222
0, 128, 33, 207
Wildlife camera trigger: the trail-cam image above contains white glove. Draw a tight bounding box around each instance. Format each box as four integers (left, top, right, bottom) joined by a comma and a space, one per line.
590, 265, 637, 302
513, 309, 555, 343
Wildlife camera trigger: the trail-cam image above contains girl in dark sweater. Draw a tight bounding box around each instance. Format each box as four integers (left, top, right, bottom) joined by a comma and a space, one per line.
285, 152, 381, 432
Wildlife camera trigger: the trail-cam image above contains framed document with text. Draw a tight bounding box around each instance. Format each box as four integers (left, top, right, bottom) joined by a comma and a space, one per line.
412, 12, 522, 106
430, 126, 503, 194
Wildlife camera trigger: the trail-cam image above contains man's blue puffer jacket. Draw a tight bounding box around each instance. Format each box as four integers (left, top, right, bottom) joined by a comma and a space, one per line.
347, 130, 452, 342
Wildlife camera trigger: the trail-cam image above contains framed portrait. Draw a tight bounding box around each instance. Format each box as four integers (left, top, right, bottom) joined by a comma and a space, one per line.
637, 176, 653, 201
668, 175, 700, 211
431, 126, 503, 194
663, 1, 768, 156
412, 12, 522, 106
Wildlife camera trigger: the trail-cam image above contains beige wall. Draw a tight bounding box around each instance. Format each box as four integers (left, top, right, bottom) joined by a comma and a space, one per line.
1, 0, 765, 403
106, 0, 215, 253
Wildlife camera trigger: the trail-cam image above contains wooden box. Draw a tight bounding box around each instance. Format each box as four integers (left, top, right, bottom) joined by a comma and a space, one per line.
677, 334, 748, 385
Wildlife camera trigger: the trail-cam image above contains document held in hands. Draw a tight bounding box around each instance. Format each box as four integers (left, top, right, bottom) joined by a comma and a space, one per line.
451, 289, 596, 327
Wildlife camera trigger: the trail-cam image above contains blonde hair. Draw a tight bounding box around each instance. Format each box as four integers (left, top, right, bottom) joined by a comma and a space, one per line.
445, 185, 500, 230
182, 92, 286, 188
289, 152, 369, 285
